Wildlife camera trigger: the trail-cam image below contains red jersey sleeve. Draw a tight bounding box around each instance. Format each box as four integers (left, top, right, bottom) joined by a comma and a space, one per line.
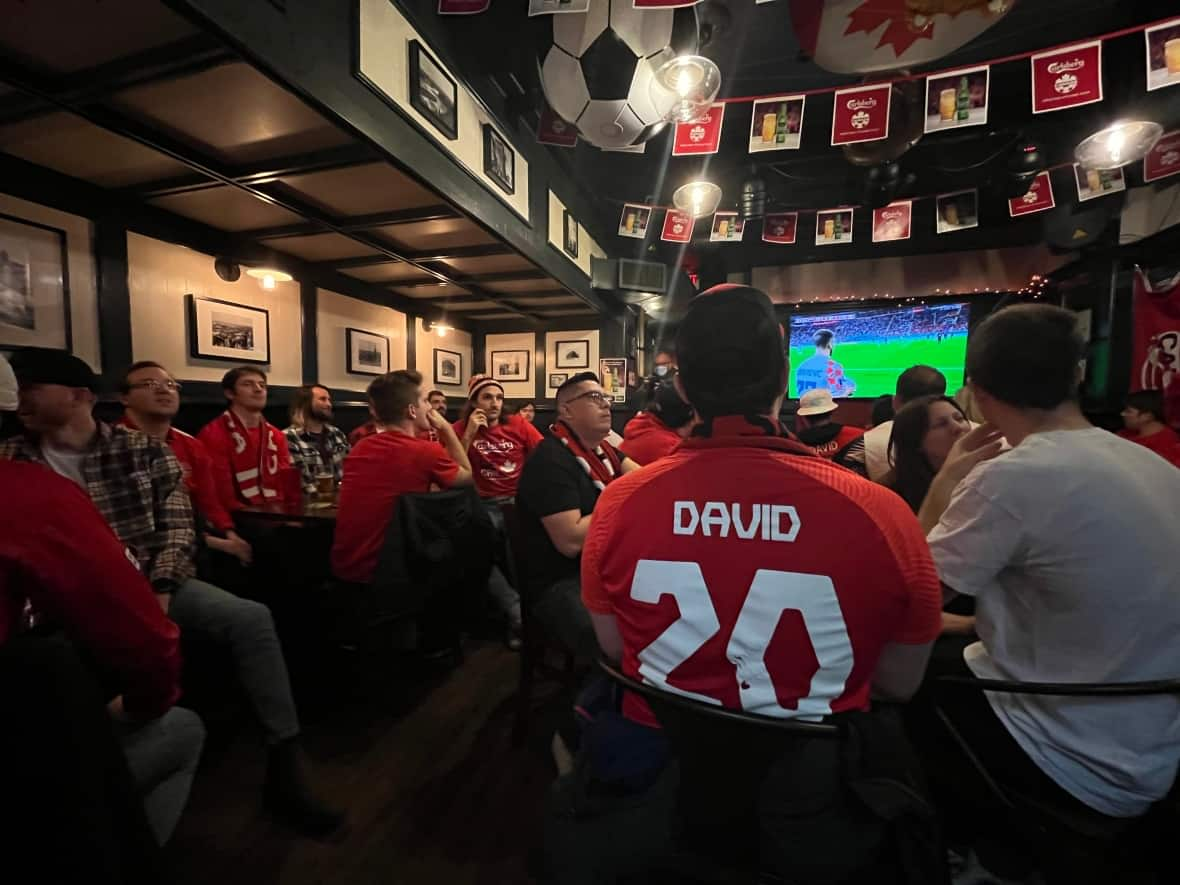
198, 421, 244, 514
865, 487, 943, 644
186, 437, 235, 533
580, 479, 627, 615
519, 415, 544, 453
422, 441, 461, 489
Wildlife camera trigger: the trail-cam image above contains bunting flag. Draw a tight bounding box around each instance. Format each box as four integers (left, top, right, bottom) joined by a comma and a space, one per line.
924, 65, 989, 133
634, 0, 703, 7
871, 201, 912, 243
936, 190, 979, 234
618, 203, 654, 238
1144, 130, 1180, 182
815, 209, 853, 245
1008, 171, 1055, 217
709, 212, 745, 242
1144, 17, 1180, 91
672, 103, 725, 156
1031, 41, 1103, 114
762, 212, 798, 244
661, 209, 695, 243
1074, 164, 1126, 202
748, 95, 805, 153
537, 107, 578, 147
830, 83, 891, 145
438, 0, 490, 12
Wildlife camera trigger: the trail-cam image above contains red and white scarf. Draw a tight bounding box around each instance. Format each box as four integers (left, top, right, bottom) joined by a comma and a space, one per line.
220, 410, 281, 502
551, 420, 624, 491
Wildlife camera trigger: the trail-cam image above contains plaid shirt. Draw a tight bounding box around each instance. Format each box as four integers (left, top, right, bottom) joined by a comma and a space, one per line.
0, 423, 196, 590
283, 423, 350, 492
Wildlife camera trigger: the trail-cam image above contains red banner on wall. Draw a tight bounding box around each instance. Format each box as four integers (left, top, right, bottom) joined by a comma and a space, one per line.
672, 104, 725, 156
762, 212, 798, 244
1132, 268, 1180, 430
1031, 41, 1103, 113
537, 107, 578, 147
831, 83, 892, 145
1008, 171, 1055, 217
1144, 129, 1180, 183
661, 210, 694, 243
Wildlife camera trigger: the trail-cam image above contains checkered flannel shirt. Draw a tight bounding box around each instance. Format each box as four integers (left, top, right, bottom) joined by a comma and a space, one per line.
0, 423, 196, 590
283, 423, 350, 492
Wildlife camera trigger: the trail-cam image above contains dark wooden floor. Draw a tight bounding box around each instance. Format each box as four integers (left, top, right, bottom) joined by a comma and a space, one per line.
167, 643, 558, 885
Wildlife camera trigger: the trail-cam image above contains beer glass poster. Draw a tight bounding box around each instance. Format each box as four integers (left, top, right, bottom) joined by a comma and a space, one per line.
748, 95, 805, 152
1074, 165, 1126, 202
815, 209, 853, 246
1145, 18, 1180, 91
924, 66, 989, 132
936, 190, 979, 234
617, 204, 652, 239
709, 212, 745, 243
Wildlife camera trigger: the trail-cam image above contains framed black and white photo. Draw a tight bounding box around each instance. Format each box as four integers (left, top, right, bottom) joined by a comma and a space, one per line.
187, 294, 270, 364
346, 327, 390, 376
483, 124, 515, 195
434, 348, 462, 385
490, 349, 530, 382
408, 40, 458, 140
549, 373, 568, 389
0, 213, 71, 351
554, 338, 590, 369
563, 209, 579, 259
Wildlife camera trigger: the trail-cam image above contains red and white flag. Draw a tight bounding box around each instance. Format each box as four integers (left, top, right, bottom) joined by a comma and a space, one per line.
672, 104, 725, 156
661, 210, 694, 243
762, 212, 798, 244
1144, 129, 1180, 183
1132, 268, 1180, 430
537, 107, 577, 147
831, 83, 891, 145
1031, 41, 1103, 114
1009, 171, 1055, 217
871, 201, 911, 242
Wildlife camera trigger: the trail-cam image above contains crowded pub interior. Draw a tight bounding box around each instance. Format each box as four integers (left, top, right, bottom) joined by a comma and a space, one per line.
3, 0, 1180, 883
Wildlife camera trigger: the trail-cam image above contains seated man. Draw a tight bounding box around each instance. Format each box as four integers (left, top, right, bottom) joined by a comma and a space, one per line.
428, 388, 448, 418
621, 379, 695, 465
456, 374, 544, 499
283, 384, 350, 494
332, 370, 473, 585
198, 366, 292, 512
1118, 388, 1180, 467
516, 373, 639, 661
918, 305, 1180, 875
793, 388, 865, 459
2, 349, 342, 837
836, 364, 946, 479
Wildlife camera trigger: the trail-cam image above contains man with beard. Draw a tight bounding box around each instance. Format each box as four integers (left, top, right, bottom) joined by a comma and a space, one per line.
284, 384, 350, 495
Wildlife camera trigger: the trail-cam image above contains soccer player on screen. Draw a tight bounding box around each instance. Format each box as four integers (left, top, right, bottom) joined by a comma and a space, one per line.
794, 329, 856, 397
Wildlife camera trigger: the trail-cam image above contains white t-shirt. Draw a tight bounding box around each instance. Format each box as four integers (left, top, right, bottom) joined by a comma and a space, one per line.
928, 428, 1180, 817
40, 443, 87, 489
862, 421, 893, 481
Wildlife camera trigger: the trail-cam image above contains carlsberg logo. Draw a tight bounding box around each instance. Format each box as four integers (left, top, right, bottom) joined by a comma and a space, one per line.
673, 501, 801, 542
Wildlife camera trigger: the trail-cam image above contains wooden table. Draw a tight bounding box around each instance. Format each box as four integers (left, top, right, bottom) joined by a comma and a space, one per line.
234, 496, 338, 526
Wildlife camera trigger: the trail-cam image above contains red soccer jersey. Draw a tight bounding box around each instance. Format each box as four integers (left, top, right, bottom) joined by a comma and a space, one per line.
331, 431, 461, 584
1118, 427, 1180, 468
622, 412, 682, 466
197, 417, 292, 512
453, 414, 543, 499
582, 418, 941, 727
349, 421, 378, 446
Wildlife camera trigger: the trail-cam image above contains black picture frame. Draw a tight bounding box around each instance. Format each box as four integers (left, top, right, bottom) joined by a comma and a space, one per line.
563, 209, 579, 259
549, 373, 568, 389
554, 338, 590, 369
0, 212, 72, 351
346, 327, 391, 376
408, 40, 458, 141
490, 349, 531, 382
483, 124, 515, 195
434, 347, 463, 386
187, 294, 270, 364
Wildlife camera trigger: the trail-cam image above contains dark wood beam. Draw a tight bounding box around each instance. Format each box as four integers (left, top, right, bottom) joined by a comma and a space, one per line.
244, 204, 460, 240
327, 243, 512, 270
419, 266, 549, 285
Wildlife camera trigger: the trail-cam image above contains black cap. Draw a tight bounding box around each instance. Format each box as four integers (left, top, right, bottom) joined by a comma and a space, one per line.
9, 347, 99, 392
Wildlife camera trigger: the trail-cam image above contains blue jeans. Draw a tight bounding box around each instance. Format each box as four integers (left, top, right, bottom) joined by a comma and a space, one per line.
117, 707, 205, 845
168, 578, 300, 742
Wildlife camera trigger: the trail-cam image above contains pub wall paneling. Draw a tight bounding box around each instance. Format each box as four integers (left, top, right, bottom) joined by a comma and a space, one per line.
316, 287, 409, 394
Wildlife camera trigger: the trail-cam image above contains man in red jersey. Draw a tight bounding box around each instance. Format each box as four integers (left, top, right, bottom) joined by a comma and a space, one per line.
621, 380, 695, 466
455, 374, 544, 500
1118, 389, 1180, 467
793, 388, 865, 459
332, 370, 473, 584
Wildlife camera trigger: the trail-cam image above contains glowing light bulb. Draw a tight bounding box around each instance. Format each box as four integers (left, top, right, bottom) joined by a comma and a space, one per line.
261, 273, 275, 290
1106, 127, 1126, 164
436, 325, 447, 338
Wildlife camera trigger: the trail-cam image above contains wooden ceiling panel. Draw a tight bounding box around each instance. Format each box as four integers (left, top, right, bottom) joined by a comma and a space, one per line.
342, 263, 437, 284
0, 111, 192, 187
261, 233, 380, 262
282, 163, 440, 217
468, 312, 525, 320
506, 295, 583, 306
371, 217, 497, 251
111, 62, 349, 165
392, 282, 470, 298
531, 308, 598, 317
439, 253, 535, 276
149, 185, 304, 231
482, 277, 563, 293
433, 300, 502, 311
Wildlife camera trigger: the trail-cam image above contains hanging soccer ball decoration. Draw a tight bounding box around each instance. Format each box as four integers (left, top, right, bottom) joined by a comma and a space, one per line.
536, 0, 699, 150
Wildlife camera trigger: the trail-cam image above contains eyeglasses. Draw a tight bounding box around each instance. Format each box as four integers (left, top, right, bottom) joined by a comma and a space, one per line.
128, 379, 182, 392
566, 390, 611, 407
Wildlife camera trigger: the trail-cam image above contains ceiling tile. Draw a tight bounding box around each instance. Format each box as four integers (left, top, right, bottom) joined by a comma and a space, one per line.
506, 295, 583, 306
282, 163, 441, 217
392, 282, 470, 298
342, 263, 437, 283
370, 217, 496, 252
439, 253, 536, 276
261, 233, 381, 262
149, 185, 304, 231
482, 277, 563, 293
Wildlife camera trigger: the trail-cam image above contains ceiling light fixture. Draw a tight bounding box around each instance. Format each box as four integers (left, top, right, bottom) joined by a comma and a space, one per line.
652, 54, 721, 123
423, 319, 450, 338
740, 174, 767, 219
1075, 120, 1162, 170
245, 267, 293, 290
673, 180, 722, 218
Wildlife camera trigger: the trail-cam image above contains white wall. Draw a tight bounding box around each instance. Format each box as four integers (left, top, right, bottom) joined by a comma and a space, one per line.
0, 192, 99, 368
127, 232, 302, 385
316, 288, 407, 394
415, 317, 471, 398
543, 328, 600, 398
485, 331, 536, 399
357, 0, 530, 223
548, 190, 605, 279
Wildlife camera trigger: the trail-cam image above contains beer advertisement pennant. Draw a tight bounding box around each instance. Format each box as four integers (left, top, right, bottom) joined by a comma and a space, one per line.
617, 203, 653, 239
1074, 164, 1126, 202
1008, 171, 1056, 217
1031, 41, 1103, 114
709, 212, 745, 243
831, 83, 891, 146
762, 212, 798, 244
537, 106, 577, 147
924, 65, 989, 133
748, 95, 806, 153
871, 201, 912, 243
661, 210, 695, 243
936, 190, 979, 234
1144, 129, 1180, 183
672, 103, 726, 156
1145, 17, 1180, 91
815, 208, 853, 245
438, 0, 490, 13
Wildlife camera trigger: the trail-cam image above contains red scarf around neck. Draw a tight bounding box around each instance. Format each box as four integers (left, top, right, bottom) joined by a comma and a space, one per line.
551, 420, 624, 491
220, 409, 281, 502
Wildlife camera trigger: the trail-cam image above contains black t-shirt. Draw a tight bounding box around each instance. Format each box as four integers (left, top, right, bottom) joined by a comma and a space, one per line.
516, 436, 601, 594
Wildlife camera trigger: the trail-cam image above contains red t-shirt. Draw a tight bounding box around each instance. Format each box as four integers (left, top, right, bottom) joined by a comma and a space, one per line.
1118, 427, 1180, 467
622, 412, 682, 466
331, 431, 461, 583
349, 421, 378, 446
582, 418, 942, 727
453, 414, 543, 499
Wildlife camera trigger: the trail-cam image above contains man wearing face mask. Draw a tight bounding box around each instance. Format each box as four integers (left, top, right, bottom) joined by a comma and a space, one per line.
651, 351, 676, 379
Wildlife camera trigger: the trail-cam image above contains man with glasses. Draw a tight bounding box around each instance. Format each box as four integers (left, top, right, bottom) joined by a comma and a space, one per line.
516, 372, 639, 661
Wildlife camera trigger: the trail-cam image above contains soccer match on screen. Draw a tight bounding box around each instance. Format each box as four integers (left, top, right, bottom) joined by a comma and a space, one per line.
789, 303, 971, 399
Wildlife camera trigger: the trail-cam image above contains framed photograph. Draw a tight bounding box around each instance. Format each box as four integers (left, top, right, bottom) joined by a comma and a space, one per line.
0, 213, 71, 351
408, 40, 458, 140
483, 124, 515, 195
554, 338, 590, 369
434, 348, 462, 385
187, 295, 270, 364
563, 209, 579, 259
490, 349, 530, 382
549, 372, 568, 389
346, 327, 390, 376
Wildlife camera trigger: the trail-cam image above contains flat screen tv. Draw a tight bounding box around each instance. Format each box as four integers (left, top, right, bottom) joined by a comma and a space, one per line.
788, 302, 971, 399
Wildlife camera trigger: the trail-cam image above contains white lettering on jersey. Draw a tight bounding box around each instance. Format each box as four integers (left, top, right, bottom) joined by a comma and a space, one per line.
671, 501, 800, 542
630, 560, 852, 718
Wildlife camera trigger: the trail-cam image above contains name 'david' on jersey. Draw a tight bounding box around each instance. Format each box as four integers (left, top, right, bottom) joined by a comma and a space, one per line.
672, 501, 801, 542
